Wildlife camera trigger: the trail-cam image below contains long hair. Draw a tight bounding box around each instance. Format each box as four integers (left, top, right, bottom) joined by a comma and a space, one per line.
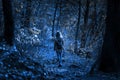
56, 31, 63, 38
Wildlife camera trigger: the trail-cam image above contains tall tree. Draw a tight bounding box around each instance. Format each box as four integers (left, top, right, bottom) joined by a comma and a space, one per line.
84, 0, 90, 26
99, 0, 120, 72
93, 0, 97, 30
52, 0, 58, 37
56, 0, 62, 31
2, 0, 14, 46
24, 0, 31, 28
81, 0, 90, 48
74, 0, 81, 53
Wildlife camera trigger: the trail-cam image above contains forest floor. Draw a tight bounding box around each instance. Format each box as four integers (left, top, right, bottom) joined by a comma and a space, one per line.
0, 43, 120, 80
30, 46, 120, 80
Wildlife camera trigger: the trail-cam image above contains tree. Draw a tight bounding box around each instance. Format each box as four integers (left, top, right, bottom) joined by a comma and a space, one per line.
56, 0, 62, 31
74, 0, 81, 53
24, 0, 31, 28
52, 0, 58, 37
2, 0, 14, 46
84, 0, 90, 26
81, 0, 90, 48
99, 0, 120, 72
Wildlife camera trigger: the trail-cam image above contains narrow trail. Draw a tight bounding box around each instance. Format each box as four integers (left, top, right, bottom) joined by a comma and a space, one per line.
30, 46, 119, 80
31, 46, 94, 79
0, 42, 119, 80
0, 44, 119, 80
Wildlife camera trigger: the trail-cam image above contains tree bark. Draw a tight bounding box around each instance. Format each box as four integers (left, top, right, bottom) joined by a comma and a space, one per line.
99, 0, 120, 72
74, 0, 81, 53
52, 0, 58, 37
56, 0, 62, 31
24, 0, 31, 28
81, 0, 90, 48
2, 0, 14, 46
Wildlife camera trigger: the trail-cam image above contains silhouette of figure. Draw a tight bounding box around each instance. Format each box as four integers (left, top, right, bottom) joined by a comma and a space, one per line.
54, 31, 64, 67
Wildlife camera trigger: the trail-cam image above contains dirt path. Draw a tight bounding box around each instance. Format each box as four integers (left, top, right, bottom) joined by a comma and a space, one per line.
34, 48, 94, 79
29, 47, 119, 80
0, 45, 119, 80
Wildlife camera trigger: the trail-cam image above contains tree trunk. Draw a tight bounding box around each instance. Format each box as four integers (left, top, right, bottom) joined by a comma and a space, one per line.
84, 0, 90, 25
52, 0, 58, 37
74, 0, 81, 53
2, 0, 14, 46
24, 0, 31, 28
99, 0, 120, 72
81, 0, 90, 48
56, 0, 62, 31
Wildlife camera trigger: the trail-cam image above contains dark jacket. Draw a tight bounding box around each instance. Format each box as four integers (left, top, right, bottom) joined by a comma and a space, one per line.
54, 37, 64, 51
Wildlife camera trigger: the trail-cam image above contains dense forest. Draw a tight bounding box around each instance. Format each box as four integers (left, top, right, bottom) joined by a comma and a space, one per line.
0, 0, 120, 79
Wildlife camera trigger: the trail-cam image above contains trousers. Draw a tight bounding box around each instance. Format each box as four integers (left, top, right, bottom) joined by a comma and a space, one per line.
56, 50, 62, 66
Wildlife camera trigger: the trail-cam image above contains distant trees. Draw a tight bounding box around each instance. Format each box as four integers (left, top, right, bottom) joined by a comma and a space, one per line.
74, 0, 91, 52
0, 0, 105, 55
52, 0, 62, 37
2, 0, 14, 45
